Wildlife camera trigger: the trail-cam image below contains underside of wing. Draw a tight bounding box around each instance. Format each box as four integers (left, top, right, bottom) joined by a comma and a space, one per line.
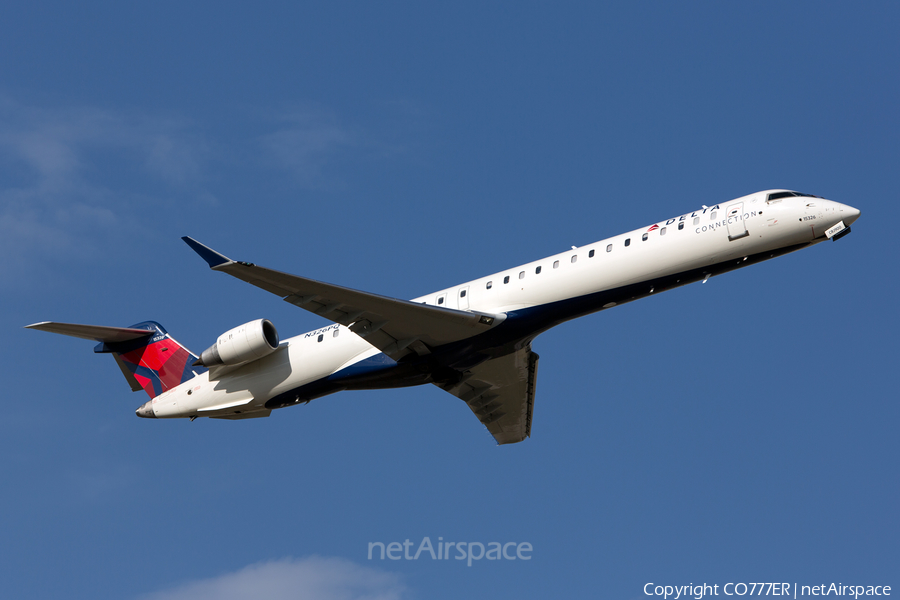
182, 237, 504, 361
24, 322, 153, 343
438, 346, 539, 445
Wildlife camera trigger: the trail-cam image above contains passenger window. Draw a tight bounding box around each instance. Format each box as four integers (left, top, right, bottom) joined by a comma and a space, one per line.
571, 255, 577, 263
317, 334, 324, 342
678, 222, 684, 230
504, 276, 510, 284
589, 249, 595, 258
486, 281, 492, 289
693, 217, 700, 225
642, 233, 648, 241
625, 238, 631, 247
519, 271, 525, 279
535, 266, 542, 274
333, 329, 340, 338
710, 211, 717, 220
553, 260, 559, 268
660, 227, 666, 236
606, 244, 612, 252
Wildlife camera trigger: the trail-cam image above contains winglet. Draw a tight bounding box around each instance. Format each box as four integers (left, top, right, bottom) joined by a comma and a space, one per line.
182, 236, 233, 268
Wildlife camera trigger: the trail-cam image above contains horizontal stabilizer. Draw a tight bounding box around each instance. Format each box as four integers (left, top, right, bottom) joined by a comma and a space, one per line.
25, 322, 153, 343
25, 320, 200, 399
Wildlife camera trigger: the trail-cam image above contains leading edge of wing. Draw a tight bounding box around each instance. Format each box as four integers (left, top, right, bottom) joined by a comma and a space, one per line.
25, 322, 153, 343
181, 237, 506, 360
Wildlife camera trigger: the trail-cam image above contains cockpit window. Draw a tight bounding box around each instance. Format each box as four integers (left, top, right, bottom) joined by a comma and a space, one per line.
767, 191, 821, 202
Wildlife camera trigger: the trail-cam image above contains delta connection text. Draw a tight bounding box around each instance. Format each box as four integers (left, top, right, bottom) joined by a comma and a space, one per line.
644, 582, 891, 599
661, 204, 758, 235
368, 537, 532, 567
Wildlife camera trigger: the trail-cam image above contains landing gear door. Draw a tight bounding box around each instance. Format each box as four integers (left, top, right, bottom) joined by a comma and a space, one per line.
726, 202, 749, 241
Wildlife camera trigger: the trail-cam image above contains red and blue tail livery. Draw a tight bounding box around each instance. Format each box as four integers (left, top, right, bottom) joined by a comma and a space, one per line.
94, 322, 202, 398
26, 321, 203, 399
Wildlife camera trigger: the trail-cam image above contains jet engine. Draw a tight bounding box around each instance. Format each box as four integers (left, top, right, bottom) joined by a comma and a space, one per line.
194, 318, 280, 367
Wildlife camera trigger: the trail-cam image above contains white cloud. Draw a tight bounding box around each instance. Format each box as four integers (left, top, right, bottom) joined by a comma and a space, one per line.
137, 556, 406, 600
257, 110, 356, 186
14, 128, 81, 182
0, 100, 206, 188
0, 96, 406, 287
0, 96, 209, 286
254, 103, 424, 188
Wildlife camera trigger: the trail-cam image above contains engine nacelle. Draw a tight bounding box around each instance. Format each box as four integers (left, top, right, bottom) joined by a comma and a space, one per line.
194, 319, 280, 368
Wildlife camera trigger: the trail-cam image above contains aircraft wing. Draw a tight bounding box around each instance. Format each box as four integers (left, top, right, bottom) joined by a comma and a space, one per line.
182, 237, 504, 361
438, 346, 539, 445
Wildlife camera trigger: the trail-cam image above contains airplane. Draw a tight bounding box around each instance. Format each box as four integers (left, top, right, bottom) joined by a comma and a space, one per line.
26, 190, 860, 444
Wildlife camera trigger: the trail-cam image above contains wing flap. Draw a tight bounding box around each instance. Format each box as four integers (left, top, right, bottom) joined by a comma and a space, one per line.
439, 347, 539, 445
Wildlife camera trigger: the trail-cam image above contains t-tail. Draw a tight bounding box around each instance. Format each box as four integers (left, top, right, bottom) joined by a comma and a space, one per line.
24, 321, 205, 399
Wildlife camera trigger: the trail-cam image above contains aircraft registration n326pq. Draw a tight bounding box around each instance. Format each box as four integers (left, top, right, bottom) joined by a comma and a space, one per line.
27, 190, 860, 444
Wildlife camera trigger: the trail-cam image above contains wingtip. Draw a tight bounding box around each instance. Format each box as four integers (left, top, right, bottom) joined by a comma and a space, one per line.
182, 236, 232, 268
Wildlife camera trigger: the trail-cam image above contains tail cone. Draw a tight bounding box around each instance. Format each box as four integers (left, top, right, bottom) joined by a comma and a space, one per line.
136, 401, 156, 418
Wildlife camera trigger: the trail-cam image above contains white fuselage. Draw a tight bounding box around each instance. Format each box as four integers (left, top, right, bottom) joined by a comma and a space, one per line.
149, 190, 858, 418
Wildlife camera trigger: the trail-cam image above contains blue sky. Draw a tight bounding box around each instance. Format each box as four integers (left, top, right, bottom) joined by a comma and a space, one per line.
3, 2, 898, 599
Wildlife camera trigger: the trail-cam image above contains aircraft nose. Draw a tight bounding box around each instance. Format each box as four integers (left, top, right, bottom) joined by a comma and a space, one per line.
136, 400, 156, 419
839, 203, 861, 227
